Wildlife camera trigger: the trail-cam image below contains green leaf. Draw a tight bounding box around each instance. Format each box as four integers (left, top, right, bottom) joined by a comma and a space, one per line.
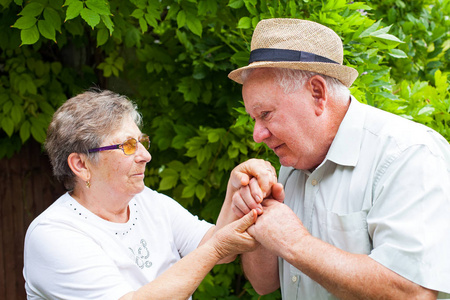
228, 0, 244, 9
12, 16, 37, 29
244, 0, 257, 16
139, 18, 148, 33
359, 19, 381, 38
145, 12, 158, 28
44, 7, 62, 32
207, 131, 220, 143
65, 0, 83, 21
195, 184, 206, 200
19, 2, 45, 17
101, 15, 114, 34
97, 27, 108, 46
159, 168, 179, 190
20, 121, 31, 143
237, 16, 251, 29
11, 104, 23, 123
227, 146, 239, 158
80, 7, 100, 28
38, 101, 55, 115
131, 8, 144, 19
38, 19, 56, 42
388, 49, 407, 59
198, 0, 217, 16
2, 117, 14, 137
177, 10, 186, 28
3, 101, 13, 114
51, 62, 62, 74
372, 33, 403, 44
85, 0, 110, 16
182, 184, 196, 198
186, 15, 202, 37
30, 124, 46, 143
21, 25, 40, 45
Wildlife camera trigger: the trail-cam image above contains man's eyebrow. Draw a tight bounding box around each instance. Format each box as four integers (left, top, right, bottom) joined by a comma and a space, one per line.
247, 103, 261, 114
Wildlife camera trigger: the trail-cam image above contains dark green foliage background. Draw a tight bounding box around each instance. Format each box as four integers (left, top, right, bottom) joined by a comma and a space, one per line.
1, 0, 448, 298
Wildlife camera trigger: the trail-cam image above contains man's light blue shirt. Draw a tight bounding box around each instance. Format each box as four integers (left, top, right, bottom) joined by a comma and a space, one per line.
278, 98, 450, 299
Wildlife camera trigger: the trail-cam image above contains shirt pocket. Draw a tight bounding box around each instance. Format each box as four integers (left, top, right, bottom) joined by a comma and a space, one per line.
325, 209, 372, 254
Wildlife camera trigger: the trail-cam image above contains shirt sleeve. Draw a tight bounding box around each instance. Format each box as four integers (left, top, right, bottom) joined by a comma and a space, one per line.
24, 221, 134, 300
368, 143, 450, 294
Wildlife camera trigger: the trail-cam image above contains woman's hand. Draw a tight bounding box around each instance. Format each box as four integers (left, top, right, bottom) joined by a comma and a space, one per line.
228, 159, 278, 200
210, 209, 259, 259
232, 177, 285, 218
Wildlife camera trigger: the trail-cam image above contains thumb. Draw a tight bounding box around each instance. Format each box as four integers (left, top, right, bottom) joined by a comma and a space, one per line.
230, 171, 250, 190
271, 183, 285, 202
235, 209, 257, 232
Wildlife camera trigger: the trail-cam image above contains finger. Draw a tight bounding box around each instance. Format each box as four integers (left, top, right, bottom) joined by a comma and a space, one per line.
230, 171, 250, 190
255, 165, 278, 198
236, 209, 257, 232
261, 199, 280, 207
248, 177, 263, 203
239, 185, 263, 214
230, 159, 274, 191
231, 205, 245, 219
232, 191, 254, 216
247, 224, 256, 238
271, 183, 285, 202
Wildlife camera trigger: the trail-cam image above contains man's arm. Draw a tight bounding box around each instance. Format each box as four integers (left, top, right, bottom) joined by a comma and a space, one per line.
249, 200, 438, 300
241, 245, 280, 295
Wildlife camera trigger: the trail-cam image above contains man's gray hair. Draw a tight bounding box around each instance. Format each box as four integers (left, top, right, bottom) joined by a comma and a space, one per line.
45, 89, 142, 190
241, 68, 350, 102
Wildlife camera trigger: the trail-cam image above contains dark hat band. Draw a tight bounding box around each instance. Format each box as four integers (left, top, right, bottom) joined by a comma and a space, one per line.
249, 48, 339, 65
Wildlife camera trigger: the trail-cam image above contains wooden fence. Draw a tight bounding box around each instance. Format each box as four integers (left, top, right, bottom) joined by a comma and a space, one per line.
0, 140, 65, 299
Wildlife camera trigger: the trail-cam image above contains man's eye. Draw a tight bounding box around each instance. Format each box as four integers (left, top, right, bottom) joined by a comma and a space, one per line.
261, 111, 269, 119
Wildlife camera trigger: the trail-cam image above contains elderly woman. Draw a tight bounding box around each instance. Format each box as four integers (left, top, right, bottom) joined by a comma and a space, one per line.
23, 89, 278, 299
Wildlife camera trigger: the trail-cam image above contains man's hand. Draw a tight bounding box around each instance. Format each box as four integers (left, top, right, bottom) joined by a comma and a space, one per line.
247, 199, 309, 258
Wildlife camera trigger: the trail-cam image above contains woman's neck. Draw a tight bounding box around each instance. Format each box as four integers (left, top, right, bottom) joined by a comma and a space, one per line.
70, 187, 131, 223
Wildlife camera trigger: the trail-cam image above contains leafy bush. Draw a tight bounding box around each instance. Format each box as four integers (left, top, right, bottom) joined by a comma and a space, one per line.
1, 0, 448, 298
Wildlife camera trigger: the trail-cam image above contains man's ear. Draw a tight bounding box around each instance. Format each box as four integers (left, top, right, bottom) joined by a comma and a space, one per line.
307, 75, 328, 116
67, 153, 90, 182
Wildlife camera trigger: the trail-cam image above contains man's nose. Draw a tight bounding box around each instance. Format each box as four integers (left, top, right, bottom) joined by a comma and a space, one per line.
253, 121, 271, 143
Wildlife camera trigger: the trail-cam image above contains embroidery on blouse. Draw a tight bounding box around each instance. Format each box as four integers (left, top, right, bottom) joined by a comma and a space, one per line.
129, 239, 152, 269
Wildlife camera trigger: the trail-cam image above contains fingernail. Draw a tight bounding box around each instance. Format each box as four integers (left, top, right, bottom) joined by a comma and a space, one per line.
255, 195, 261, 203
257, 208, 263, 214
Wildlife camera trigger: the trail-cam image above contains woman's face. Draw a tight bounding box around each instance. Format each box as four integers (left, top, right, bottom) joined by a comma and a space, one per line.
88, 118, 151, 199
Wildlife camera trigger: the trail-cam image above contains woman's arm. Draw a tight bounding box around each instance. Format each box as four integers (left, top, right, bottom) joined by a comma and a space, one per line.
120, 209, 258, 300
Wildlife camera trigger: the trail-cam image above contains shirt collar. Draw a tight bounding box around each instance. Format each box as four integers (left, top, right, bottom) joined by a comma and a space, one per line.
325, 96, 366, 167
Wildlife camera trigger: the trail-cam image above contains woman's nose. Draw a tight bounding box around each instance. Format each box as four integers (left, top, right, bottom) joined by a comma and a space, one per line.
136, 142, 152, 163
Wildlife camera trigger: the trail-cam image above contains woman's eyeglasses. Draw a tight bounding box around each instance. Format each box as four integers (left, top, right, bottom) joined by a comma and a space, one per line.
88, 134, 150, 156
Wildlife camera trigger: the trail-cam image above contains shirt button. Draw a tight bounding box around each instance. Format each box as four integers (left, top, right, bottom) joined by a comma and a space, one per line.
291, 275, 298, 283
311, 179, 318, 186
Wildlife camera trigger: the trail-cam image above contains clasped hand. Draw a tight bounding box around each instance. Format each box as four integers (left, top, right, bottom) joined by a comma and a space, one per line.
230, 159, 309, 258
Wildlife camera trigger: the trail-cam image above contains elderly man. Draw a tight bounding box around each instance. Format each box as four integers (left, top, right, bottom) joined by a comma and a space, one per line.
228, 18, 450, 299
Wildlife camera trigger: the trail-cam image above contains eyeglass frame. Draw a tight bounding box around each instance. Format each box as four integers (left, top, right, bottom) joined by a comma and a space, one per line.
88, 134, 150, 156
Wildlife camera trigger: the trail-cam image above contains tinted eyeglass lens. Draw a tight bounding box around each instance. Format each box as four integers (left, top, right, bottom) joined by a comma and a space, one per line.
140, 135, 150, 150
123, 138, 137, 155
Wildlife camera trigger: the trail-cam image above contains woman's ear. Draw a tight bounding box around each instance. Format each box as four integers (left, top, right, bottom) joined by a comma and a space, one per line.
67, 153, 90, 182
307, 75, 328, 116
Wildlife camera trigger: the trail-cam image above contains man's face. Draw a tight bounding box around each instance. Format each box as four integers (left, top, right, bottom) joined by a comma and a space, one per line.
242, 69, 327, 170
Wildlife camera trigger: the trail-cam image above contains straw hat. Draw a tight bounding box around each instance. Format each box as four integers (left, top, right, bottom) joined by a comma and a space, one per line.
228, 18, 358, 87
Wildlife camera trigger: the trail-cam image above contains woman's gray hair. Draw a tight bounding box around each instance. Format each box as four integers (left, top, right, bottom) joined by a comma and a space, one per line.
241, 68, 350, 102
45, 89, 142, 190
